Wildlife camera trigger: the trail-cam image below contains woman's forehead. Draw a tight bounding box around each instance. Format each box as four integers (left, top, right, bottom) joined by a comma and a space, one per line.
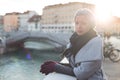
75, 15, 91, 22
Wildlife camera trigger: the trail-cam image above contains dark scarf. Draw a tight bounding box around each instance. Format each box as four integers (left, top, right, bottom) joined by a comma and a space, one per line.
62, 29, 97, 57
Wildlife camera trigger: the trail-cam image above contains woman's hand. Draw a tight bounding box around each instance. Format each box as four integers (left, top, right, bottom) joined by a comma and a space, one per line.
40, 61, 57, 75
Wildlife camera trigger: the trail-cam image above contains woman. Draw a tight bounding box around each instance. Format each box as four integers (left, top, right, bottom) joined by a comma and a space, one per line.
40, 9, 107, 80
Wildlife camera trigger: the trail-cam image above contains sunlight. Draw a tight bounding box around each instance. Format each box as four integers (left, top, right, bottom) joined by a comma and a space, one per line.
95, 1, 112, 23
95, 7, 111, 23
110, 1, 120, 17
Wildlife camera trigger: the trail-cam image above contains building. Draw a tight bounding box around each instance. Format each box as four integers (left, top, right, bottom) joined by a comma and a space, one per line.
112, 16, 120, 34
0, 16, 4, 34
96, 16, 120, 36
28, 15, 41, 31
104, 16, 120, 35
41, 2, 95, 33
0, 16, 3, 26
3, 11, 38, 32
18, 11, 38, 31
3, 12, 20, 32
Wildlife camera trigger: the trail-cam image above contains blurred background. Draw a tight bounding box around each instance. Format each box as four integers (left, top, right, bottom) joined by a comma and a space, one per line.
0, 0, 120, 80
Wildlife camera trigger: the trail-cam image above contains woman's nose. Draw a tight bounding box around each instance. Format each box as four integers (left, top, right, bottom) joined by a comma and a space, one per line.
77, 24, 82, 28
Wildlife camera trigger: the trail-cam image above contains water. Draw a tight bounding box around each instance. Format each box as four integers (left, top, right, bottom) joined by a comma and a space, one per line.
0, 49, 61, 80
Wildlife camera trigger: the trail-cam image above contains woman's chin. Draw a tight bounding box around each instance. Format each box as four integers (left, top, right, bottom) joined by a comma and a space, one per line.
77, 32, 83, 36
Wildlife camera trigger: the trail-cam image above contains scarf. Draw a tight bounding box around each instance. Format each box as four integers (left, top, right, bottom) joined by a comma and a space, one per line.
62, 29, 97, 57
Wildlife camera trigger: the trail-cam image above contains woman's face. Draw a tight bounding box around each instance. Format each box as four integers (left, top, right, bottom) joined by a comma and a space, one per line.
75, 15, 92, 36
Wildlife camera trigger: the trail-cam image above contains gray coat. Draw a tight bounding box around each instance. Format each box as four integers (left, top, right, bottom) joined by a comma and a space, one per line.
66, 36, 107, 80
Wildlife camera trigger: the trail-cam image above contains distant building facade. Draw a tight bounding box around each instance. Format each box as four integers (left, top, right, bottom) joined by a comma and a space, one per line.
18, 11, 38, 31
28, 15, 41, 31
3, 12, 20, 32
0, 16, 3, 26
0, 16, 4, 33
97, 16, 120, 35
41, 2, 95, 33
3, 11, 39, 32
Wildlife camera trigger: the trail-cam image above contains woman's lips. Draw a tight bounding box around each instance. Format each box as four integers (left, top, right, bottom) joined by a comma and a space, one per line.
78, 30, 83, 33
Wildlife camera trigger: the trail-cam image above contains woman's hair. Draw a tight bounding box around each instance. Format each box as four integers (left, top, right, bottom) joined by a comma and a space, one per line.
74, 8, 96, 28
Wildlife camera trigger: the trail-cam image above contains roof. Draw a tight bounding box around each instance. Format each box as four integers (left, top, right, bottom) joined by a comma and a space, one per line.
28, 15, 41, 22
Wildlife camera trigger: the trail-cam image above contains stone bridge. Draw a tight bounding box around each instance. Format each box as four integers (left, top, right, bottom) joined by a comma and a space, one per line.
0, 31, 72, 54
5, 31, 71, 46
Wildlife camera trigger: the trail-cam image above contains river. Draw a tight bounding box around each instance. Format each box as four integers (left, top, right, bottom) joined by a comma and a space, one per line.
0, 49, 61, 80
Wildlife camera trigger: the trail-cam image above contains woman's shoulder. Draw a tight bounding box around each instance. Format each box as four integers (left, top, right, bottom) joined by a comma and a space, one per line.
89, 35, 103, 44
87, 36, 103, 45
75, 36, 103, 63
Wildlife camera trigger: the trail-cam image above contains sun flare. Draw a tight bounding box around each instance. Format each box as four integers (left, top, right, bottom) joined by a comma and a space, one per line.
95, 8, 111, 22
94, 1, 112, 23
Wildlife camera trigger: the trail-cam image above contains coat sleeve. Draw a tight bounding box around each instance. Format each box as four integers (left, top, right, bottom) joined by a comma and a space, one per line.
73, 60, 101, 80
55, 63, 75, 76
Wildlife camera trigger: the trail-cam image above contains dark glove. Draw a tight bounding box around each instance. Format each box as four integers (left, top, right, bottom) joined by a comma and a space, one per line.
40, 61, 57, 75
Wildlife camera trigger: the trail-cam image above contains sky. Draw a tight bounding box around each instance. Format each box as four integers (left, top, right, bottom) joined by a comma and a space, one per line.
0, 0, 120, 19
0, 0, 90, 15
